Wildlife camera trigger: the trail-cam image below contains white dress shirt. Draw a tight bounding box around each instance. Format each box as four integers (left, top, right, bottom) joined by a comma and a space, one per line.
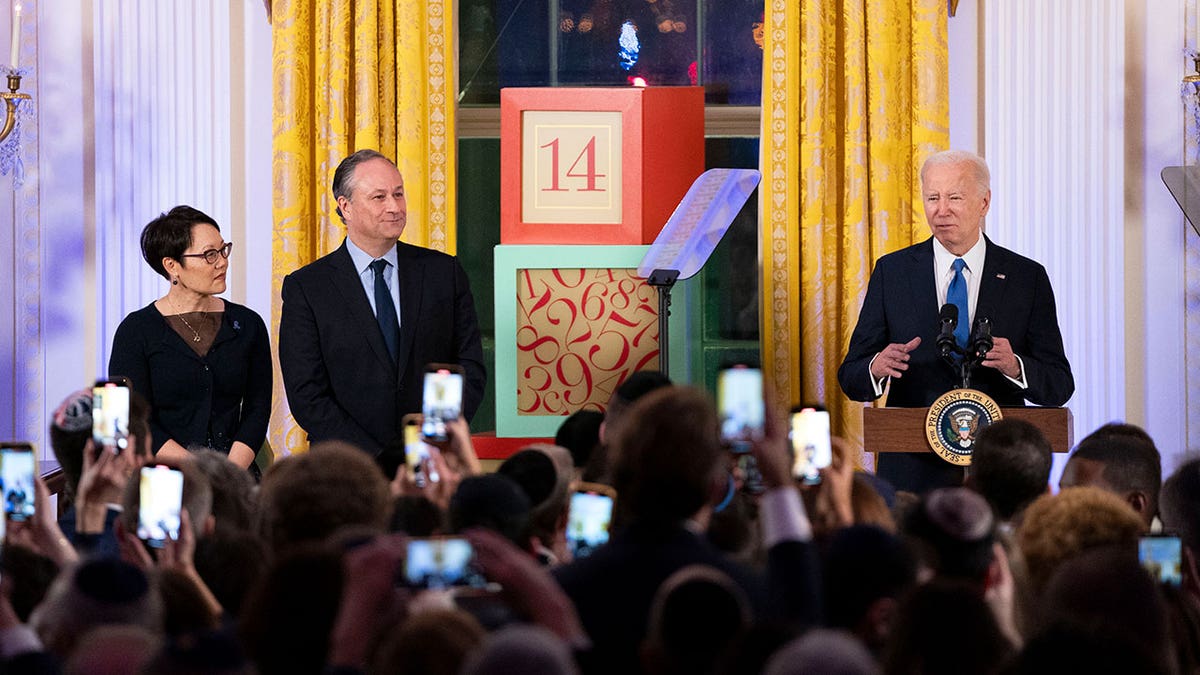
346, 238, 402, 330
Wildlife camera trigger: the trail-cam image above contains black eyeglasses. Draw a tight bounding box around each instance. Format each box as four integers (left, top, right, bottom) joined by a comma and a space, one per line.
179, 242, 233, 265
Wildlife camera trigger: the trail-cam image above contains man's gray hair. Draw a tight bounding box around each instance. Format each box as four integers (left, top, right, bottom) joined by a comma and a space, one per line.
331, 149, 392, 221
920, 149, 991, 195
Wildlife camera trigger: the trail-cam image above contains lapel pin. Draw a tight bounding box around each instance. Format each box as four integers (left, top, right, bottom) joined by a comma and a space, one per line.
996, 273, 1006, 280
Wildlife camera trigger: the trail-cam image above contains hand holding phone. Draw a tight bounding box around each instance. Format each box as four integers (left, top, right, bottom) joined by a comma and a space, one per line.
403, 416, 440, 488
1, 443, 36, 523
137, 465, 184, 549
421, 364, 465, 442
92, 379, 131, 452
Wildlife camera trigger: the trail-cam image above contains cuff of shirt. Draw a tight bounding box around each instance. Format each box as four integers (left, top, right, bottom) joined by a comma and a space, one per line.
759, 486, 812, 548
867, 353, 889, 398
1005, 354, 1028, 389
0, 625, 42, 659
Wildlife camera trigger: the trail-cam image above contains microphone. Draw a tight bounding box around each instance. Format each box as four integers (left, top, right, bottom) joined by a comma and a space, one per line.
970, 317, 993, 362
937, 304, 959, 358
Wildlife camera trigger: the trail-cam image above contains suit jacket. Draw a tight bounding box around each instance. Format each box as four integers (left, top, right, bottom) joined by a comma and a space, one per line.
553, 521, 820, 675
837, 236, 1074, 492
279, 240, 486, 463
109, 300, 272, 456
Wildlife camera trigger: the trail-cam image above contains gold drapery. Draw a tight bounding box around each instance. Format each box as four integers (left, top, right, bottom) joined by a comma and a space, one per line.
269, 0, 457, 456
760, 0, 948, 457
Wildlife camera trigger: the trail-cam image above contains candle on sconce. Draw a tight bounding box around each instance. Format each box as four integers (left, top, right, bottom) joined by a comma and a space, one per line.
9, 2, 20, 70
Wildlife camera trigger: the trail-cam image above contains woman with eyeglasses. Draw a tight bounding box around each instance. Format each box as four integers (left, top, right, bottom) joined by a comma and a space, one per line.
108, 205, 271, 475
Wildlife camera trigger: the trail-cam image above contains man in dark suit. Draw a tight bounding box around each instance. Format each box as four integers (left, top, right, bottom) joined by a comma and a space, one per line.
279, 150, 485, 475
838, 150, 1073, 493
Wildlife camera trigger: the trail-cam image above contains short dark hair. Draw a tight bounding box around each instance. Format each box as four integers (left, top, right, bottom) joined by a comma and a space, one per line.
968, 419, 1052, 520
1070, 422, 1162, 516
331, 149, 391, 221
605, 370, 672, 439
140, 205, 220, 280
611, 386, 722, 524
555, 409, 603, 469
902, 488, 996, 585
1161, 458, 1200, 553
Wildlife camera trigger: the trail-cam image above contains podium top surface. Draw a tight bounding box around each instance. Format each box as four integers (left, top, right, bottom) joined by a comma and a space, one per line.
638, 168, 761, 280
1160, 166, 1200, 237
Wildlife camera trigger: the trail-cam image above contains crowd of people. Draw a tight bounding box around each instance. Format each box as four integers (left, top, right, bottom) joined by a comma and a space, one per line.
0, 370, 1192, 675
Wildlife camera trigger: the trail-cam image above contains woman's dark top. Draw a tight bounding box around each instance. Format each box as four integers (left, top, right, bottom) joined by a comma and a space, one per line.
109, 299, 272, 456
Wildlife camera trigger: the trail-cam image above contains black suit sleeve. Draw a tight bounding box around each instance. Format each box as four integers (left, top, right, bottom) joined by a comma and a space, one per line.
1011, 264, 1074, 407
450, 256, 487, 421
232, 310, 274, 450
838, 262, 892, 402
279, 273, 381, 454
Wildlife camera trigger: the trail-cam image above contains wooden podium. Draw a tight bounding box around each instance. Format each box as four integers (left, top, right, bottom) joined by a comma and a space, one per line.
863, 407, 1074, 457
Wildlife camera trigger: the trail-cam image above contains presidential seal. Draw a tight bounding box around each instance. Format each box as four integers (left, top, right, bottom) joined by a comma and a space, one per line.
924, 389, 1003, 466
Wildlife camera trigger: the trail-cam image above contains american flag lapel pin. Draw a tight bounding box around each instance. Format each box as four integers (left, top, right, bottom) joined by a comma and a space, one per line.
996, 273, 1006, 280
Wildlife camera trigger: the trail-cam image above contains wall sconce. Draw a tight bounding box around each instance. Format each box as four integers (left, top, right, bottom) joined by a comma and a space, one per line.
0, 73, 29, 143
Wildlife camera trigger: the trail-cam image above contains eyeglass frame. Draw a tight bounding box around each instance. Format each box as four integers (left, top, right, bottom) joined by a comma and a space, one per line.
178, 242, 233, 265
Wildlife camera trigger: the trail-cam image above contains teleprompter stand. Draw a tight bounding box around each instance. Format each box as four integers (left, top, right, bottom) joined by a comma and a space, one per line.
638, 169, 762, 377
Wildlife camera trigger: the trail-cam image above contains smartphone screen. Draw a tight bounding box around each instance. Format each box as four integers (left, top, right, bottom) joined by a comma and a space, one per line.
402, 537, 487, 590
421, 366, 464, 442
403, 419, 439, 487
790, 407, 832, 485
717, 366, 764, 452
137, 465, 184, 549
1, 443, 35, 522
567, 484, 616, 559
92, 379, 131, 451
1139, 535, 1183, 587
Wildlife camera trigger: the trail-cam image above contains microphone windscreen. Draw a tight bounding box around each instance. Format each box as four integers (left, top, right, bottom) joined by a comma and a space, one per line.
939, 303, 958, 322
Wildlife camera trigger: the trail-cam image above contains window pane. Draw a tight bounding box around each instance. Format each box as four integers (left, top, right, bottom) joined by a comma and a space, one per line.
459, 0, 763, 105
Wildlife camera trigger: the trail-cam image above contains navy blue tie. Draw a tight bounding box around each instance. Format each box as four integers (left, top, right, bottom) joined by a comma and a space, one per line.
947, 258, 970, 348
370, 259, 400, 362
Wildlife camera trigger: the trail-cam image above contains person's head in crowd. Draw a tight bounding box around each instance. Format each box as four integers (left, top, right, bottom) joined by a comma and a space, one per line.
65, 625, 163, 675
193, 529, 271, 619
498, 445, 573, 563
239, 544, 344, 675
851, 474, 897, 532
555, 409, 604, 471
391, 494, 445, 536
824, 525, 918, 654
460, 624, 580, 675
1017, 487, 1144, 594
882, 579, 1013, 675
901, 487, 996, 589
257, 440, 392, 553
120, 457, 215, 541
1, 543, 60, 623
1033, 546, 1170, 672
641, 565, 751, 675
142, 629, 254, 675
370, 608, 486, 675
585, 370, 673, 484
611, 385, 725, 527
449, 474, 532, 548
966, 418, 1052, 524
31, 558, 164, 657
50, 387, 153, 505
1059, 422, 1161, 531
1009, 623, 1171, 675
190, 448, 258, 533
1159, 458, 1200, 599
762, 629, 880, 675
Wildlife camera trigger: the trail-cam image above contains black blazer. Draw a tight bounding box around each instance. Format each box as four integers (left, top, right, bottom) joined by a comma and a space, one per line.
278, 240, 486, 460
109, 300, 273, 456
837, 237, 1074, 491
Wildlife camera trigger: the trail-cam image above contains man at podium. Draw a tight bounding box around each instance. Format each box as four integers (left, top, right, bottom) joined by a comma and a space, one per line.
837, 150, 1074, 493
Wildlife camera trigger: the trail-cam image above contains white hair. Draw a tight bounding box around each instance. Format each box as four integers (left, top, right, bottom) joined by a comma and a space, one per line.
920, 150, 991, 194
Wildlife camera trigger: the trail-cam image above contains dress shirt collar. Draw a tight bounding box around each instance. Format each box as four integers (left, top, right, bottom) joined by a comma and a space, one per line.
932, 233, 987, 277
345, 237, 398, 273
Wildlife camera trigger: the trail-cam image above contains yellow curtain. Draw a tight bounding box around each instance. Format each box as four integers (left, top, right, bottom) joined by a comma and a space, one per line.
760, 0, 948, 460
269, 0, 457, 456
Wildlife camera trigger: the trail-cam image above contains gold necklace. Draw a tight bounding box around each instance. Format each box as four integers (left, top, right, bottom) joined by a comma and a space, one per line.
168, 296, 207, 343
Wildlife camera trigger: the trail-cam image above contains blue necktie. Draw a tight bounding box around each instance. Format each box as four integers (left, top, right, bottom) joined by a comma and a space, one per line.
370, 259, 400, 362
948, 258, 970, 348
